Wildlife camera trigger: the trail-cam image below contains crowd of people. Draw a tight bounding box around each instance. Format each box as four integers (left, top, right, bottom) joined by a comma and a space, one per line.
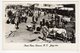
5, 5, 75, 43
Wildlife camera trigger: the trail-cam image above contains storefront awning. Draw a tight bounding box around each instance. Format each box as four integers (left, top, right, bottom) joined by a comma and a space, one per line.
59, 7, 74, 11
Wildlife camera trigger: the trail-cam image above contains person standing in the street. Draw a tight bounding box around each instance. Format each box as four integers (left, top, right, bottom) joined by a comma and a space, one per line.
22, 12, 27, 23
32, 16, 35, 24
55, 14, 60, 27
42, 18, 46, 26
45, 20, 49, 28
7, 10, 13, 19
35, 16, 38, 22
15, 11, 20, 29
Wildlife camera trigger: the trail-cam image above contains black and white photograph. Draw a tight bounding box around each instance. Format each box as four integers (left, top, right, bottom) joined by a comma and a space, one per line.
4, 2, 75, 43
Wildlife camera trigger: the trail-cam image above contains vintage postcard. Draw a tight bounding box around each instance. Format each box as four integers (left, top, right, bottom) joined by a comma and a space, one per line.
2, 0, 80, 50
